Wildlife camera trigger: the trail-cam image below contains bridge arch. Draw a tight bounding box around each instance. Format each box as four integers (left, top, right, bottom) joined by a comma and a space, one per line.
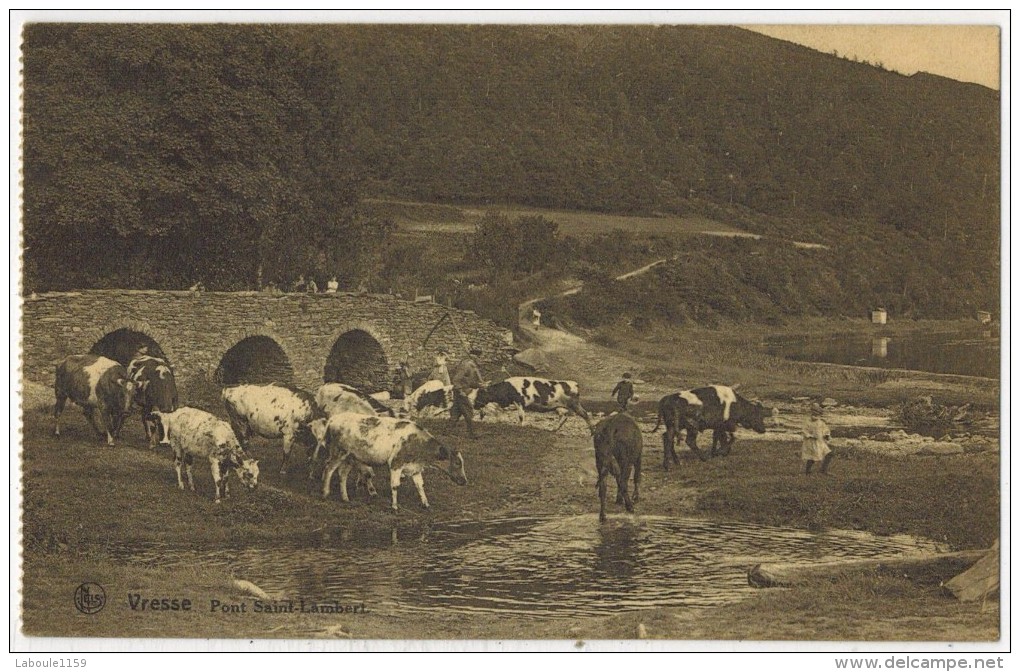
214, 328, 296, 387
82, 319, 179, 368
323, 322, 394, 393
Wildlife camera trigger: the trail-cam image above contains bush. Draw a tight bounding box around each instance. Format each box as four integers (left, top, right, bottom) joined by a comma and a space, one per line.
893, 396, 969, 437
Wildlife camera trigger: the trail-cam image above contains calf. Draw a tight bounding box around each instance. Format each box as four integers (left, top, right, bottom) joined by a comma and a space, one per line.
651, 391, 704, 470
148, 407, 259, 503
403, 380, 454, 419
593, 412, 643, 522
54, 355, 139, 446
222, 384, 322, 475
128, 354, 179, 447
316, 412, 468, 512
473, 376, 593, 432
682, 385, 771, 460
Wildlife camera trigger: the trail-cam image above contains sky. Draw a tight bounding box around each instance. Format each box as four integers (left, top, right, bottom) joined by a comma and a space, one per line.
7, 12, 1005, 91
744, 25, 1001, 90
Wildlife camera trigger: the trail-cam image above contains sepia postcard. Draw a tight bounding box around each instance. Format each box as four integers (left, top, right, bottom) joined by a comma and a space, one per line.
11, 10, 1007, 659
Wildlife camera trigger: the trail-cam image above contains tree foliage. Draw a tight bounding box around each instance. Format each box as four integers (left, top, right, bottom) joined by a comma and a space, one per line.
467, 213, 568, 280
23, 24, 382, 291
22, 24, 999, 321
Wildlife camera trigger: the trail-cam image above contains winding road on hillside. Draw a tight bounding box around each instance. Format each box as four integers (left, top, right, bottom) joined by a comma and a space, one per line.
513, 232, 828, 397
515, 257, 678, 400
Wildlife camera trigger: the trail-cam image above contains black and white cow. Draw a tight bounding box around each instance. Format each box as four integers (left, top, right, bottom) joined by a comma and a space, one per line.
316, 412, 468, 512
127, 354, 179, 447
666, 385, 771, 462
148, 407, 259, 504
222, 384, 322, 475
54, 354, 140, 446
403, 380, 454, 419
651, 391, 705, 470
472, 376, 593, 432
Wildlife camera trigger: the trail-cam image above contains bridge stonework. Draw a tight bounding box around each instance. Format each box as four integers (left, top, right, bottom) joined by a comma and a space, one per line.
22, 291, 513, 395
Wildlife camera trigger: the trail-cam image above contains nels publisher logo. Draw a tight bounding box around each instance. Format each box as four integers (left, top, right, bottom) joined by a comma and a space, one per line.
73, 582, 106, 615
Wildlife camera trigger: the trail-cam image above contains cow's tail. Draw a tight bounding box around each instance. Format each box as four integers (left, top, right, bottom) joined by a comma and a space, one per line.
646, 406, 664, 434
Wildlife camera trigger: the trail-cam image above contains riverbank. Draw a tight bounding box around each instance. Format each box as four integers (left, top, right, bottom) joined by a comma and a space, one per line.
557, 318, 999, 410
19, 401, 999, 641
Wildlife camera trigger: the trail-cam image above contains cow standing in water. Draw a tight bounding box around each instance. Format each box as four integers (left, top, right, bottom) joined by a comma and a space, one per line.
473, 376, 594, 432
54, 355, 139, 446
222, 384, 322, 475
315, 413, 467, 512
593, 412, 643, 523
663, 385, 770, 462
128, 354, 178, 447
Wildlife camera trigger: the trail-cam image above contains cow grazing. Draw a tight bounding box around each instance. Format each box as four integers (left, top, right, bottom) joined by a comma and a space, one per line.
148, 407, 259, 503
473, 376, 593, 432
403, 380, 454, 419
316, 412, 468, 512
666, 385, 770, 462
222, 384, 322, 475
316, 383, 396, 418
127, 355, 179, 447
593, 412, 643, 523
54, 355, 139, 446
651, 391, 704, 470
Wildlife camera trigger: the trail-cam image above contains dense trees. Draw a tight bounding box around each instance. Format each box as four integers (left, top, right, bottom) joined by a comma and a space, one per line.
22, 24, 999, 321
23, 25, 384, 291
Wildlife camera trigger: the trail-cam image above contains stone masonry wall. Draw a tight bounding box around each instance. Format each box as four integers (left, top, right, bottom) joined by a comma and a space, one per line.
22, 291, 513, 396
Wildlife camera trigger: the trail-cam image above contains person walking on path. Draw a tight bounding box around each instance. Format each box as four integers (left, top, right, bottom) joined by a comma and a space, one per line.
611, 372, 635, 412
802, 404, 833, 475
449, 348, 485, 439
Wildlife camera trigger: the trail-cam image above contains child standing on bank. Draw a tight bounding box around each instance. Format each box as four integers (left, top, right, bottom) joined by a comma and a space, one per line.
802, 404, 833, 475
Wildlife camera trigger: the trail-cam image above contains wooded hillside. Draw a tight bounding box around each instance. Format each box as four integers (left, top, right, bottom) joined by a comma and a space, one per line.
22, 24, 999, 319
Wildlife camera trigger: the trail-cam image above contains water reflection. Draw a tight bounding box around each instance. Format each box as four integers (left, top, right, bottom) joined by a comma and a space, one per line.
767, 329, 999, 378
112, 515, 943, 619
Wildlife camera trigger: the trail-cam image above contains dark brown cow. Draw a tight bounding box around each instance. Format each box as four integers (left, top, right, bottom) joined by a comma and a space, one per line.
128, 355, 179, 447
593, 412, 643, 523
54, 354, 139, 446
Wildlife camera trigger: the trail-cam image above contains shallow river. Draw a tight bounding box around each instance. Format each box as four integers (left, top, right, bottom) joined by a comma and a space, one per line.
114, 514, 942, 619
765, 328, 999, 379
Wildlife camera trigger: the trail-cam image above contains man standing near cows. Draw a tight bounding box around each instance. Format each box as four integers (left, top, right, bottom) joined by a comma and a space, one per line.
449, 348, 485, 440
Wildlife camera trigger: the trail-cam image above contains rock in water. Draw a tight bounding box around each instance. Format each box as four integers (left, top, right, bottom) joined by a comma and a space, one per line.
232, 579, 271, 600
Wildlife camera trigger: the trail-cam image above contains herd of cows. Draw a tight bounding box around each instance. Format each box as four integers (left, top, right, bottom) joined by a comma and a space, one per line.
50, 349, 773, 518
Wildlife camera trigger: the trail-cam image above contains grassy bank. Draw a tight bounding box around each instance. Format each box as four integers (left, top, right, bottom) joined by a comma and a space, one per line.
19, 399, 999, 640
581, 318, 999, 410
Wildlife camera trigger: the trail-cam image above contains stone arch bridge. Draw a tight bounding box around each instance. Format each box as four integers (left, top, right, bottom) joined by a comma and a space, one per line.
23, 291, 513, 399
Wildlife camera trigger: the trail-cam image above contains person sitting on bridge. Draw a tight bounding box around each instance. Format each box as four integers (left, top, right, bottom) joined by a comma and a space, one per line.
291, 275, 306, 293
306, 277, 318, 293
326, 276, 339, 293
449, 348, 485, 440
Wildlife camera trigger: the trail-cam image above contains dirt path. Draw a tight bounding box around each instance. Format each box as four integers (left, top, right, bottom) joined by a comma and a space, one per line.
517, 322, 675, 400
